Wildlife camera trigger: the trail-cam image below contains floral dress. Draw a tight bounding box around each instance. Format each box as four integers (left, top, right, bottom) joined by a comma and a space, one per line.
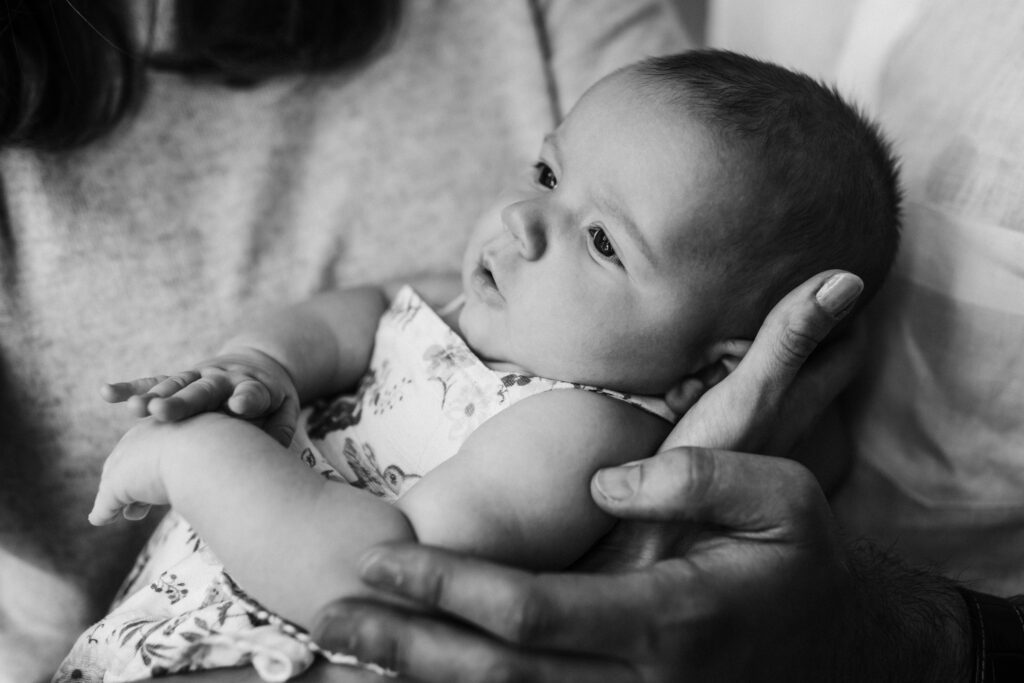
54, 286, 674, 683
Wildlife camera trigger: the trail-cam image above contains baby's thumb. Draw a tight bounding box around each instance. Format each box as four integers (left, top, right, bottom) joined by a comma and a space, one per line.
88, 497, 150, 526
264, 394, 299, 447
87, 496, 119, 526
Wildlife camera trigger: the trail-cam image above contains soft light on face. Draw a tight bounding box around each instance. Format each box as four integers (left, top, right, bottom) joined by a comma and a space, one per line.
457, 70, 745, 394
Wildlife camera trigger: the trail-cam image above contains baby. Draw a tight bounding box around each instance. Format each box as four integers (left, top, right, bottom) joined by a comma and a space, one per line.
56, 50, 900, 682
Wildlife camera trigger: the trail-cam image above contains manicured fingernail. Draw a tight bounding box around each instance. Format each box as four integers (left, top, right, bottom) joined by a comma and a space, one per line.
594, 464, 641, 501
358, 550, 404, 590
815, 273, 863, 319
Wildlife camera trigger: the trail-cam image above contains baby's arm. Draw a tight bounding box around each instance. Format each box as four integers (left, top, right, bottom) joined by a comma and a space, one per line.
102, 286, 389, 429
396, 390, 672, 568
90, 390, 668, 629
90, 412, 418, 627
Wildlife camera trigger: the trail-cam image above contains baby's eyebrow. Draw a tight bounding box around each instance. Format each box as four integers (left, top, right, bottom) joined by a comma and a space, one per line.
594, 193, 655, 265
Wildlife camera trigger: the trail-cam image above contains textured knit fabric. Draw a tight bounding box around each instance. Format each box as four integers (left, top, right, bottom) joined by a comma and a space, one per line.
710, 0, 1024, 594
54, 286, 673, 682
0, 3, 689, 680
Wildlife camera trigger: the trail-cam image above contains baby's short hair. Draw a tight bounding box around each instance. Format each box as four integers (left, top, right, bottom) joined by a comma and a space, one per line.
632, 50, 902, 326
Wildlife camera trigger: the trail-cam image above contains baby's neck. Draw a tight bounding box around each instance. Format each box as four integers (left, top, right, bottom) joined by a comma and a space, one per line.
439, 294, 530, 376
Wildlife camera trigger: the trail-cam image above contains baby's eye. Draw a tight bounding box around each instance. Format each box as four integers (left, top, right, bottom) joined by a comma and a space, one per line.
588, 226, 619, 263
534, 162, 557, 190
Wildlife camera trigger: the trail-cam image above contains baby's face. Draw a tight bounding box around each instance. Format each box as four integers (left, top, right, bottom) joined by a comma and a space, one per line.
459, 71, 746, 394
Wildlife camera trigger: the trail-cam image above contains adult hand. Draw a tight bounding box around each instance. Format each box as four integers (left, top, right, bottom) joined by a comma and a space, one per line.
585, 269, 865, 566
308, 269, 969, 681
313, 447, 970, 682
664, 269, 865, 457
311, 448, 849, 682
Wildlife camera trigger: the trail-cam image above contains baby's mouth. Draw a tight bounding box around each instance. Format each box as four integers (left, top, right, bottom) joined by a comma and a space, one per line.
472, 252, 504, 303
479, 254, 498, 289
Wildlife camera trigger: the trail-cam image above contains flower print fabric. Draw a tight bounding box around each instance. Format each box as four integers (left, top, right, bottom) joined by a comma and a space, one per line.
290, 286, 675, 499
54, 286, 674, 683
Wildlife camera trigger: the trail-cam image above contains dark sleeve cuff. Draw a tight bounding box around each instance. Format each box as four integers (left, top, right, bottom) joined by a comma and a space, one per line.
958, 588, 1024, 683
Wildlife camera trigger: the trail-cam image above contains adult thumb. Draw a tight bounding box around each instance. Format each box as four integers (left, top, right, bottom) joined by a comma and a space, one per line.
591, 447, 827, 538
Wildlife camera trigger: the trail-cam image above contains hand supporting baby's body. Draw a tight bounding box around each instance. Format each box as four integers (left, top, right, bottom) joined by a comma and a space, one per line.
70, 282, 673, 681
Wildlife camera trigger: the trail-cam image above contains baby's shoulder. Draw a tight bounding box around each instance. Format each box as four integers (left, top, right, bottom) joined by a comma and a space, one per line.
475, 386, 673, 465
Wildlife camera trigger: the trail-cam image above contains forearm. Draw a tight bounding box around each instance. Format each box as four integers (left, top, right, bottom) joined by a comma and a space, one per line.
222, 286, 388, 402
833, 539, 972, 683
159, 414, 416, 629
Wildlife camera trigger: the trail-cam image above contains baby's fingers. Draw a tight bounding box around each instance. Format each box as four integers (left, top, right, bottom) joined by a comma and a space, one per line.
226, 379, 273, 418
100, 377, 168, 404
122, 502, 152, 521
147, 374, 235, 421
101, 372, 203, 418
88, 489, 128, 526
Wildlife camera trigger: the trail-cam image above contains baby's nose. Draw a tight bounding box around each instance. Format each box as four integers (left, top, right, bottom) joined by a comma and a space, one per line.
501, 200, 546, 260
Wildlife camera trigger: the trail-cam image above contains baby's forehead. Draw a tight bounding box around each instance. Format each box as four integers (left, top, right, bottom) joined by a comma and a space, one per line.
564, 70, 766, 251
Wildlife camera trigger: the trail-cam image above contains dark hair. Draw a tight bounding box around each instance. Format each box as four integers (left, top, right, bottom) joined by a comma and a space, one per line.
633, 50, 902, 327
0, 0, 402, 151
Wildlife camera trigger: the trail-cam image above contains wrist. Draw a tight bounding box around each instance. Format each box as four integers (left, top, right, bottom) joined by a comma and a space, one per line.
216, 341, 290, 374
958, 588, 1024, 682
156, 412, 249, 491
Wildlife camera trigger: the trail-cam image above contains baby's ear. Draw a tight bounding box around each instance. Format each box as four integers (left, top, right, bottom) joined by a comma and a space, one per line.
665, 339, 752, 416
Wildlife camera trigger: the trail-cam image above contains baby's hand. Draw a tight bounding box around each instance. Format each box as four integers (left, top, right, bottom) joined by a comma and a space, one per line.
101, 349, 300, 445
89, 419, 173, 525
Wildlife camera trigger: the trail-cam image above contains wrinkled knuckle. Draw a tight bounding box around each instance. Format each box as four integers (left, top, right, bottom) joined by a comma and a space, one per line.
778, 325, 821, 368
505, 588, 550, 646
680, 447, 716, 502
415, 561, 448, 609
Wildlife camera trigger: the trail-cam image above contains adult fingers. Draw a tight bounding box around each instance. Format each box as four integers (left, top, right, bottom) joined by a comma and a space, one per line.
313, 600, 639, 683
792, 318, 865, 404
761, 320, 866, 456
662, 270, 862, 453
349, 543, 694, 656
733, 270, 862, 402
262, 393, 300, 446
572, 519, 699, 571
147, 374, 235, 421
592, 447, 828, 541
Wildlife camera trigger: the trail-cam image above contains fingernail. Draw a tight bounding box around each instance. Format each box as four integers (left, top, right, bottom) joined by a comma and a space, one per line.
311, 603, 359, 652
358, 550, 404, 590
594, 464, 641, 501
815, 273, 863, 319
